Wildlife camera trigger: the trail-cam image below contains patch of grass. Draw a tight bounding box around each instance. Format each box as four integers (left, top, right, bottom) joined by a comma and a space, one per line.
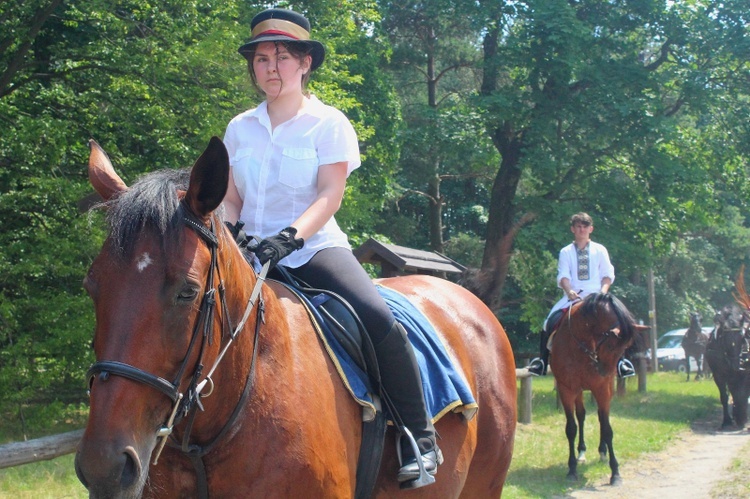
0, 403, 88, 498
0, 455, 86, 498
503, 372, 720, 498
709, 439, 750, 498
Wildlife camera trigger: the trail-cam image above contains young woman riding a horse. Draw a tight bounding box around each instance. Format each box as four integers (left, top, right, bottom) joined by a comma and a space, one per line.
74, 10, 517, 497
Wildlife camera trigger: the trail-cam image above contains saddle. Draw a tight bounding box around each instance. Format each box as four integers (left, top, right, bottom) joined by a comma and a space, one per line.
272, 265, 377, 383
545, 307, 569, 350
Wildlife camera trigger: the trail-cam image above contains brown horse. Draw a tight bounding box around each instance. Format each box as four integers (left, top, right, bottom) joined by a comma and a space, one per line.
550, 293, 647, 485
74, 137, 517, 498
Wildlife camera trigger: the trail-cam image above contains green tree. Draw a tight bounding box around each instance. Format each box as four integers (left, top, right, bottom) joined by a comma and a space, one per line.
0, 0, 399, 429
472, 0, 750, 319
379, 0, 497, 253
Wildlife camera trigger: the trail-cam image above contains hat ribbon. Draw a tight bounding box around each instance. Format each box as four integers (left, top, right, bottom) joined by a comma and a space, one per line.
252, 19, 310, 41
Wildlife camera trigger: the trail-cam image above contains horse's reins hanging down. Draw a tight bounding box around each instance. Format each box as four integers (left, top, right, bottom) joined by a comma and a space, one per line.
86, 204, 268, 470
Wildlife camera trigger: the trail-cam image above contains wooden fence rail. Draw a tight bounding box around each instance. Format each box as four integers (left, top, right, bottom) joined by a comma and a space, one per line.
0, 370, 535, 470
0, 429, 83, 470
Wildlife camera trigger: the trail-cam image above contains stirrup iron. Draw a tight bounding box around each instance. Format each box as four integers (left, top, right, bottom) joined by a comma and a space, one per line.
395, 427, 436, 489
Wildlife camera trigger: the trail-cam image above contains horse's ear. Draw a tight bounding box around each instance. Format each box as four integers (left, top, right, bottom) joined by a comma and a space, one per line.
89, 139, 128, 200
185, 137, 229, 218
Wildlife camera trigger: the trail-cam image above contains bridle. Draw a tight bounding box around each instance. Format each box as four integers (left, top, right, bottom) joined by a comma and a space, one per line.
564, 304, 620, 369
86, 203, 268, 472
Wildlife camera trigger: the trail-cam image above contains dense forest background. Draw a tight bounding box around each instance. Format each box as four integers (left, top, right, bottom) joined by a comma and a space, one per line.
2, 0, 748, 433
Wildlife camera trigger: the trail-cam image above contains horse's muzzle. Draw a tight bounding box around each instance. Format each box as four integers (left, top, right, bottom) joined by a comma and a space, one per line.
75, 442, 146, 499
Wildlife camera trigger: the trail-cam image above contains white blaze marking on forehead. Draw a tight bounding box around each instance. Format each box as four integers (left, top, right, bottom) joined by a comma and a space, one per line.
136, 252, 153, 272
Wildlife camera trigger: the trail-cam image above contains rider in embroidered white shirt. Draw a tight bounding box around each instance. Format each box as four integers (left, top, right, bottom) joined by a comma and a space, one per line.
527, 213, 635, 378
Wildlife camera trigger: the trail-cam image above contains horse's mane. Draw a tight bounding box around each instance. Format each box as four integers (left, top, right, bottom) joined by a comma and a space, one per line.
580, 293, 636, 344
103, 169, 191, 256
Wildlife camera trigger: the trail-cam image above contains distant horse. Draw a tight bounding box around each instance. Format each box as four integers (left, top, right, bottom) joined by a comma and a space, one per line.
682, 312, 711, 381
74, 138, 518, 498
706, 275, 750, 430
550, 293, 648, 485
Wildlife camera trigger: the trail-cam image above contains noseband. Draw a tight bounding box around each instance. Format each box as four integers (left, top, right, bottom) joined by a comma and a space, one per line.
86, 203, 267, 468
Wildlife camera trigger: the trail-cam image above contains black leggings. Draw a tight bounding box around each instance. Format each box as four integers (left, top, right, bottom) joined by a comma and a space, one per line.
284, 247, 395, 344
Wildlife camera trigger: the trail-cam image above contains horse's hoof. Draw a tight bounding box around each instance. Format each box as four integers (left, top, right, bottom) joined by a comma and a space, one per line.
610, 475, 622, 486
566, 473, 578, 482
577, 452, 586, 464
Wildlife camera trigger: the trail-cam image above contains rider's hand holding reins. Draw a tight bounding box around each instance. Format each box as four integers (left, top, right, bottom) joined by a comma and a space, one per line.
255, 227, 304, 269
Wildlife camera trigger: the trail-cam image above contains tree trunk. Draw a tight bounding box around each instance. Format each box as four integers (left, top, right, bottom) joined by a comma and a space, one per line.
428, 170, 444, 253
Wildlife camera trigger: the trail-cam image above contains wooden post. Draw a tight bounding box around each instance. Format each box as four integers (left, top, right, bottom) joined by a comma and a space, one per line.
616, 376, 626, 397
648, 267, 659, 372
515, 368, 533, 424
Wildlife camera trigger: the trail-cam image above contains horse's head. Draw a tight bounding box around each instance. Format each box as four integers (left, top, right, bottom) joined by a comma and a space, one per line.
712, 303, 749, 370
689, 312, 702, 328
75, 138, 238, 498
577, 293, 648, 367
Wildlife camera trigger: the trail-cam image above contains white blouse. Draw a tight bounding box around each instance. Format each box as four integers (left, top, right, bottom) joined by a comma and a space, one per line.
223, 95, 361, 268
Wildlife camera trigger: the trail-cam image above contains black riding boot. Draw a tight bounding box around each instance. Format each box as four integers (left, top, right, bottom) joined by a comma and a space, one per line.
527, 329, 551, 376
374, 322, 441, 488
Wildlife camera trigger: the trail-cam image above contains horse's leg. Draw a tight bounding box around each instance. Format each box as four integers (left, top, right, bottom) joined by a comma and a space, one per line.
696, 355, 703, 380
560, 390, 579, 481
594, 389, 621, 485
685, 353, 691, 381
729, 375, 749, 428
718, 382, 734, 429
575, 393, 587, 464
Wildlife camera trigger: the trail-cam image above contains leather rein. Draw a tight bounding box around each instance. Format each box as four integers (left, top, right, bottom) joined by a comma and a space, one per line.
86, 204, 268, 489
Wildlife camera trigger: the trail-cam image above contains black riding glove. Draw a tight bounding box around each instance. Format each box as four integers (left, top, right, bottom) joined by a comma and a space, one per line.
255, 227, 304, 269
224, 221, 248, 248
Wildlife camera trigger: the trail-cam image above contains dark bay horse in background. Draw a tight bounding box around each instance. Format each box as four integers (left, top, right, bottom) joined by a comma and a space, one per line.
550, 293, 648, 485
74, 137, 517, 498
682, 312, 711, 381
705, 279, 750, 430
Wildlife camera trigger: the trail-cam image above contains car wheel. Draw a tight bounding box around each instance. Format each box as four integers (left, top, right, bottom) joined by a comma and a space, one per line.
677, 362, 687, 373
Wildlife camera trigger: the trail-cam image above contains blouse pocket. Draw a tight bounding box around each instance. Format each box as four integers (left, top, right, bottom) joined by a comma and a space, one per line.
279, 147, 318, 189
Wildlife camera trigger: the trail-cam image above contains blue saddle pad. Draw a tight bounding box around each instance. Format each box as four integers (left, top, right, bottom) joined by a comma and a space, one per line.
285, 281, 477, 422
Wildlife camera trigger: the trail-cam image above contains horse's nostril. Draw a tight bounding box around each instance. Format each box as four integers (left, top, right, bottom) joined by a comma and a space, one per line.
121, 446, 143, 489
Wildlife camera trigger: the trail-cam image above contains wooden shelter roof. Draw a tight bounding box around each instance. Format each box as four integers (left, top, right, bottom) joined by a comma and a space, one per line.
353, 238, 466, 277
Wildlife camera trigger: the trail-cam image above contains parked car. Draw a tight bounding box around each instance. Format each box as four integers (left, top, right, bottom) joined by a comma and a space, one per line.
652, 327, 714, 372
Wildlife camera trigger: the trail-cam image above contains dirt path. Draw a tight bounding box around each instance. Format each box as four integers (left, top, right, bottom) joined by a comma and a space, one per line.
566, 416, 750, 499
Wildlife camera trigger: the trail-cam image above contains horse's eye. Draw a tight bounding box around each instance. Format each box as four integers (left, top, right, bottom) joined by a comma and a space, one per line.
177, 286, 200, 302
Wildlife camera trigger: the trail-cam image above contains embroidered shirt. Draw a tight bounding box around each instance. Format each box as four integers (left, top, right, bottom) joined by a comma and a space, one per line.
224, 95, 361, 268
557, 240, 615, 296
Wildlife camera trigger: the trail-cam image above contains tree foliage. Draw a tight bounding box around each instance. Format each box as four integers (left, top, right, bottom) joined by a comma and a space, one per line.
0, 0, 397, 428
